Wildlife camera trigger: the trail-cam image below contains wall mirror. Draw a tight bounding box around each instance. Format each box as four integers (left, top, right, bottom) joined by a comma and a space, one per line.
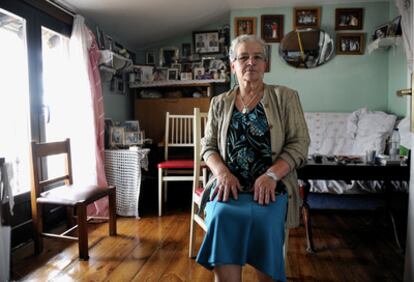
279, 29, 334, 68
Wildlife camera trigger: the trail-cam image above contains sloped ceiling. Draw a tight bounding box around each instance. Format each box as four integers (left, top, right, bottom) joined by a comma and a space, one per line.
55, 0, 389, 50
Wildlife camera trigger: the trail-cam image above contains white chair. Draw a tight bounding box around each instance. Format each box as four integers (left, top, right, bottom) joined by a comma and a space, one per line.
157, 112, 207, 216
189, 107, 208, 258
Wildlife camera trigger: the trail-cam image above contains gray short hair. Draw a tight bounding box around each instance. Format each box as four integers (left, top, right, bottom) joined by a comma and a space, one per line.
229, 35, 268, 62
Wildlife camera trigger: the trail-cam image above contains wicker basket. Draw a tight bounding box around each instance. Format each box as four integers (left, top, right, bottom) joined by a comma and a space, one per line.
104, 149, 150, 218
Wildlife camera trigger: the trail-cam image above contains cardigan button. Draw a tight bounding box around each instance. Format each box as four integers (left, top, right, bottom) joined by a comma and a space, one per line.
269, 124, 273, 129
272, 152, 276, 155
289, 195, 292, 199
264, 103, 269, 108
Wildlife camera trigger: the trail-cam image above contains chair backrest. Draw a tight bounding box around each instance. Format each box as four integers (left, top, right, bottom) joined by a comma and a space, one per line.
164, 112, 195, 160
192, 108, 208, 193
30, 138, 73, 197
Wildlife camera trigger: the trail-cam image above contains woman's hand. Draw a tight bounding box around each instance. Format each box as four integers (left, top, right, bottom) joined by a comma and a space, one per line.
210, 170, 241, 202
253, 174, 277, 205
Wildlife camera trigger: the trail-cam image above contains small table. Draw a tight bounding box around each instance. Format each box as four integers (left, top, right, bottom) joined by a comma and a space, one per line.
297, 159, 410, 252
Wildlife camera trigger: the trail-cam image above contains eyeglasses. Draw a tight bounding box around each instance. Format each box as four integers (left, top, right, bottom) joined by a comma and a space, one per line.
234, 53, 266, 63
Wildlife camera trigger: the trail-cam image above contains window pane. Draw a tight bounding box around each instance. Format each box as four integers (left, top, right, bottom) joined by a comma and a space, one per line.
0, 9, 31, 194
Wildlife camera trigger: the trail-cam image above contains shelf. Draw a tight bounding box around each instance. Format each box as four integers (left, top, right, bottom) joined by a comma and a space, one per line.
99, 50, 132, 70
367, 36, 402, 54
129, 79, 228, 89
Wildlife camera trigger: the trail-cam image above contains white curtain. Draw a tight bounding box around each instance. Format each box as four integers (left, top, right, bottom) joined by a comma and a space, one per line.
395, 0, 413, 72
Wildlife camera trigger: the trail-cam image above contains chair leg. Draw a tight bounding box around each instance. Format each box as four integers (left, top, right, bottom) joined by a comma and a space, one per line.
108, 190, 117, 236
189, 203, 197, 258
76, 204, 89, 260
32, 203, 43, 255
158, 168, 163, 216
284, 227, 290, 259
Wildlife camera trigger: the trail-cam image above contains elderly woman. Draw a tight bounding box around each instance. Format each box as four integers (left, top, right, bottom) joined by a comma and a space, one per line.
196, 34, 310, 282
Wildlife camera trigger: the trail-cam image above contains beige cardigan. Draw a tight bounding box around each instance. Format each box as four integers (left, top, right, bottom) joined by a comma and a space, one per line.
201, 84, 310, 228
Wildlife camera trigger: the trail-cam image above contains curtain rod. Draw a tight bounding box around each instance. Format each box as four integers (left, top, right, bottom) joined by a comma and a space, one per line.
46, 0, 76, 16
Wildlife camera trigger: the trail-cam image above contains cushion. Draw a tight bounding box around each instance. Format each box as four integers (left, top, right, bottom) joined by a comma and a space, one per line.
304, 112, 357, 155
352, 108, 397, 155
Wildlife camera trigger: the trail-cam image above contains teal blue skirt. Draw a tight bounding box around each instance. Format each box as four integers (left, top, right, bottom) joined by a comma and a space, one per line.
196, 193, 288, 281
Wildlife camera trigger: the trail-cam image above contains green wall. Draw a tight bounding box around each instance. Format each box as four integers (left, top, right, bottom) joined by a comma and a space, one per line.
231, 1, 407, 114
102, 1, 408, 121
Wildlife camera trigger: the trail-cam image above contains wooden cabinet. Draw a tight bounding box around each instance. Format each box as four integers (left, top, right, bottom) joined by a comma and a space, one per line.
135, 97, 210, 144
132, 80, 229, 144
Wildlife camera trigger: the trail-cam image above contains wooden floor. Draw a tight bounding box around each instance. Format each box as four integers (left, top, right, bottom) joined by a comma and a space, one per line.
11, 209, 405, 282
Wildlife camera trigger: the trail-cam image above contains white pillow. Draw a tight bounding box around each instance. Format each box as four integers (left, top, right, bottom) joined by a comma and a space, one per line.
352, 109, 397, 155
397, 117, 411, 148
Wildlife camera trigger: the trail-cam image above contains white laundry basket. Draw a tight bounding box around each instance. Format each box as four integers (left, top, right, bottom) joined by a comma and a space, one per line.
104, 149, 150, 218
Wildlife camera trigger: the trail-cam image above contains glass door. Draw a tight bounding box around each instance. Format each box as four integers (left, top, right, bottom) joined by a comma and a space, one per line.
0, 8, 31, 194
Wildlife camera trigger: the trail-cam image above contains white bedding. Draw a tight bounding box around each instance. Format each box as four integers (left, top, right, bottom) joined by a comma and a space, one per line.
305, 108, 407, 194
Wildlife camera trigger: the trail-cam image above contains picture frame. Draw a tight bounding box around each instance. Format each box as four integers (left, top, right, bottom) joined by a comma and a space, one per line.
387, 16, 402, 37
109, 126, 125, 146
182, 43, 191, 57
336, 33, 365, 55
122, 120, 140, 132
145, 51, 155, 65
171, 63, 181, 73
193, 30, 220, 54
372, 23, 389, 41
261, 15, 284, 43
234, 17, 257, 36
132, 65, 154, 83
124, 132, 141, 145
193, 67, 205, 80
167, 68, 179, 80
110, 76, 126, 95
293, 7, 321, 29
335, 8, 363, 30
95, 26, 106, 50
159, 47, 179, 67
152, 67, 168, 81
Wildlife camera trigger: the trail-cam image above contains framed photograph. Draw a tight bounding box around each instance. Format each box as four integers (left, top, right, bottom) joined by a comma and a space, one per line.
146, 51, 155, 65
265, 45, 271, 72
152, 67, 168, 81
387, 16, 402, 37
96, 26, 106, 49
201, 56, 215, 71
293, 7, 321, 29
110, 76, 126, 95
182, 43, 191, 57
167, 68, 179, 80
109, 126, 125, 146
335, 8, 363, 30
234, 17, 257, 36
122, 120, 140, 132
159, 47, 179, 67
171, 63, 181, 73
124, 132, 141, 145
261, 15, 284, 43
193, 30, 220, 54
193, 67, 205, 80
336, 33, 365, 55
132, 65, 154, 83
372, 23, 389, 41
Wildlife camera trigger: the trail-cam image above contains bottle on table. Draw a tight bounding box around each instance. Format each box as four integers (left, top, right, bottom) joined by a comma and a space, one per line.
389, 128, 400, 160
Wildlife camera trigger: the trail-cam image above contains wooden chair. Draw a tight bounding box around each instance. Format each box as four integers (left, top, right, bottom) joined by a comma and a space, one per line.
189, 107, 208, 258
30, 138, 117, 260
157, 112, 206, 216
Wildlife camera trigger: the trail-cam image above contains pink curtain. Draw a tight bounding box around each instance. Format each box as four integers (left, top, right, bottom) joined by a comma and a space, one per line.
86, 28, 109, 216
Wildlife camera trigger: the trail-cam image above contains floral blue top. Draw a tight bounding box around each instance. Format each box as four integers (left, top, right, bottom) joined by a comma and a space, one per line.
226, 102, 284, 193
